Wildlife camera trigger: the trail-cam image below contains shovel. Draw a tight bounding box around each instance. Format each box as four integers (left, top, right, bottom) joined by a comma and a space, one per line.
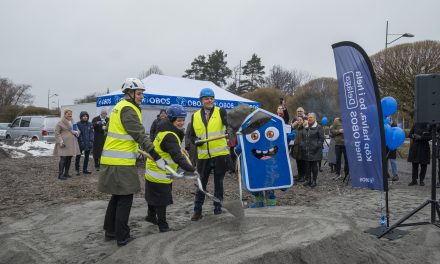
138, 149, 195, 180
221, 154, 245, 219
194, 134, 228, 145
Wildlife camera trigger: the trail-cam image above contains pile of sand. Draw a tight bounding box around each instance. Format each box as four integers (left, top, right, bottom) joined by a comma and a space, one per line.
1, 197, 438, 264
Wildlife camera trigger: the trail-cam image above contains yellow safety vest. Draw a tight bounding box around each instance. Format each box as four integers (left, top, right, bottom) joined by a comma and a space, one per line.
101, 100, 142, 166
145, 131, 180, 184
193, 107, 229, 159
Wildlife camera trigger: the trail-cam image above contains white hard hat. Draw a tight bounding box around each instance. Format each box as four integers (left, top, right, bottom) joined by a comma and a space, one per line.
121, 78, 145, 93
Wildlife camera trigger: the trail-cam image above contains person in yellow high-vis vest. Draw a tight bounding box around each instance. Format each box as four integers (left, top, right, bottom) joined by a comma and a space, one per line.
98, 78, 166, 247
188, 87, 230, 221
144, 104, 195, 232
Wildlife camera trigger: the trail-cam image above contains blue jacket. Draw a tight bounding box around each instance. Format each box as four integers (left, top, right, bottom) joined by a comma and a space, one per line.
77, 120, 94, 151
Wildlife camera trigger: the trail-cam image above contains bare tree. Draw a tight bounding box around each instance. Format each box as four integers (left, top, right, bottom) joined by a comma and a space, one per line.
265, 65, 310, 95
0, 78, 33, 106
288, 78, 339, 120
138, 65, 164, 80
370, 40, 440, 118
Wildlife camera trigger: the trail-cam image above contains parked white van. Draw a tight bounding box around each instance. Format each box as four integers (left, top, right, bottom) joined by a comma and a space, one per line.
5, 116, 60, 142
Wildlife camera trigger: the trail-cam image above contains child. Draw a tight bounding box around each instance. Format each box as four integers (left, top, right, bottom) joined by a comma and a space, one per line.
144, 104, 195, 232
75, 111, 94, 175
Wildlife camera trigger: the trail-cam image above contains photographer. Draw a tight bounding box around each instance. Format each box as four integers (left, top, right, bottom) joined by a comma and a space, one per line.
276, 98, 290, 124
92, 108, 109, 171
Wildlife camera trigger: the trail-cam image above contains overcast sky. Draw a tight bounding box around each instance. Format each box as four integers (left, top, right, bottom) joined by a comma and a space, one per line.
0, 0, 439, 108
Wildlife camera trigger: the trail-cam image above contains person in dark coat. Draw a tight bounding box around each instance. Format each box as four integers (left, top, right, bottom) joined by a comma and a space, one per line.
290, 116, 305, 182
407, 123, 431, 186
299, 113, 324, 187
291, 107, 306, 182
92, 108, 109, 171
149, 109, 167, 141
184, 122, 198, 167
144, 105, 195, 232
330, 117, 349, 180
75, 111, 94, 175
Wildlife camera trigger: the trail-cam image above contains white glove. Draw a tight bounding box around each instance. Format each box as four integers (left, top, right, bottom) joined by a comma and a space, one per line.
155, 158, 168, 170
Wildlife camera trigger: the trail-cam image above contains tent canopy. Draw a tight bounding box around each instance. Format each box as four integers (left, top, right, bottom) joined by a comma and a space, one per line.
96, 74, 259, 109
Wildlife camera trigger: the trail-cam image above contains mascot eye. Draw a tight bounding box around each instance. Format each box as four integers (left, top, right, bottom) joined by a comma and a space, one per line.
265, 127, 279, 141
246, 130, 260, 143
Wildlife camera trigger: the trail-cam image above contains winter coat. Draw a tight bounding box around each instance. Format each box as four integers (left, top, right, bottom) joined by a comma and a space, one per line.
98, 99, 157, 195
53, 117, 81, 157
92, 115, 109, 156
77, 120, 94, 151
330, 118, 345, 145
408, 123, 431, 164
299, 121, 324, 161
145, 118, 195, 206
149, 117, 162, 141
291, 123, 304, 160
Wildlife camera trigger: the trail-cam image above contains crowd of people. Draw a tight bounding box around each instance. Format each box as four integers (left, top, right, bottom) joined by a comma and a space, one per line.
54, 108, 109, 180
51, 77, 440, 247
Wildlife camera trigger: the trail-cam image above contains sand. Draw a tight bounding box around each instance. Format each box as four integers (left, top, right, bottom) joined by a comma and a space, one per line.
0, 150, 440, 263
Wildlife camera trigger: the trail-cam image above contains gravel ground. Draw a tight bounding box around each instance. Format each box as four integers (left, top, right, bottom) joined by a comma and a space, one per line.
0, 155, 365, 219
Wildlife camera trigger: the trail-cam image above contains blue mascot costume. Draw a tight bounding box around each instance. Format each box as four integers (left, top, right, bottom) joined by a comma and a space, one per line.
236, 108, 295, 207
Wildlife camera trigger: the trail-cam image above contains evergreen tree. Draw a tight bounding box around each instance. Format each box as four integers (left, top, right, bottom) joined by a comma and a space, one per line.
182, 55, 207, 80
204, 50, 232, 86
183, 50, 232, 86
239, 54, 265, 93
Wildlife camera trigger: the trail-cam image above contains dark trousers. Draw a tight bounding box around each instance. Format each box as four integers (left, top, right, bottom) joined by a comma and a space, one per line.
305, 161, 319, 183
103, 194, 133, 242
148, 204, 168, 230
335, 145, 349, 176
412, 163, 427, 182
194, 158, 225, 212
296, 159, 305, 179
58, 156, 72, 176
75, 150, 91, 172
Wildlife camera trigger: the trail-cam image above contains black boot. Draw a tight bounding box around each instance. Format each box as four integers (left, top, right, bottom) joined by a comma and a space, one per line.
310, 175, 317, 188
303, 177, 311, 187
64, 157, 72, 178
58, 157, 67, 180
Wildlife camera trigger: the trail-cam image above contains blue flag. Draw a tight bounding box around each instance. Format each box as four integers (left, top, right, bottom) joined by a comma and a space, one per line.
332, 42, 387, 191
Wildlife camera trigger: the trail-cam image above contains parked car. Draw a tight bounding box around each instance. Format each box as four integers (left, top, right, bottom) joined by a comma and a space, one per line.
0, 123, 11, 140
5, 116, 60, 142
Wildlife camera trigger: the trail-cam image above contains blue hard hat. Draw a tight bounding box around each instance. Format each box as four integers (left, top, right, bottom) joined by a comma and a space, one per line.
166, 104, 187, 119
199, 87, 215, 98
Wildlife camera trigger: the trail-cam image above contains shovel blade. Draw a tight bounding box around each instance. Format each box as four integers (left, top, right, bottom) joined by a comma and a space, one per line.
222, 200, 245, 219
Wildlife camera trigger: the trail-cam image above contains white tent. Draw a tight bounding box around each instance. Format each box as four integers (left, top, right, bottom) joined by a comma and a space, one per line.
94, 74, 259, 136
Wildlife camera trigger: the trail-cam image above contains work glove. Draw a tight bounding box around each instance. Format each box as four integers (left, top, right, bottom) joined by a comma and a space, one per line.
413, 134, 422, 140
194, 139, 205, 147
155, 158, 168, 170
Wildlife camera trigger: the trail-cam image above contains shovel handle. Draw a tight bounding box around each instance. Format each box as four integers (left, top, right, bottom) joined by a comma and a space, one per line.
138, 149, 182, 179
194, 134, 228, 145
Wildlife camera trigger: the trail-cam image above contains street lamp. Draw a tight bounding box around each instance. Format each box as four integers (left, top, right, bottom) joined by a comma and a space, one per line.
385, 21, 414, 49
384, 20, 414, 129
48, 89, 58, 110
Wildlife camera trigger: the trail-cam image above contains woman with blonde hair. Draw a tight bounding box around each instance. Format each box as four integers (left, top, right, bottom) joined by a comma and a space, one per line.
53, 109, 81, 180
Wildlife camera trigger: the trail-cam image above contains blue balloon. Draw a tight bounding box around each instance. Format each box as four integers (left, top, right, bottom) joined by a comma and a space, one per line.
321, 116, 329, 126
383, 118, 391, 125
387, 127, 406, 151
381, 96, 398, 117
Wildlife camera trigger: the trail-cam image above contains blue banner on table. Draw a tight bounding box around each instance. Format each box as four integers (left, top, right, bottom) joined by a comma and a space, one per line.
332, 41, 387, 191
